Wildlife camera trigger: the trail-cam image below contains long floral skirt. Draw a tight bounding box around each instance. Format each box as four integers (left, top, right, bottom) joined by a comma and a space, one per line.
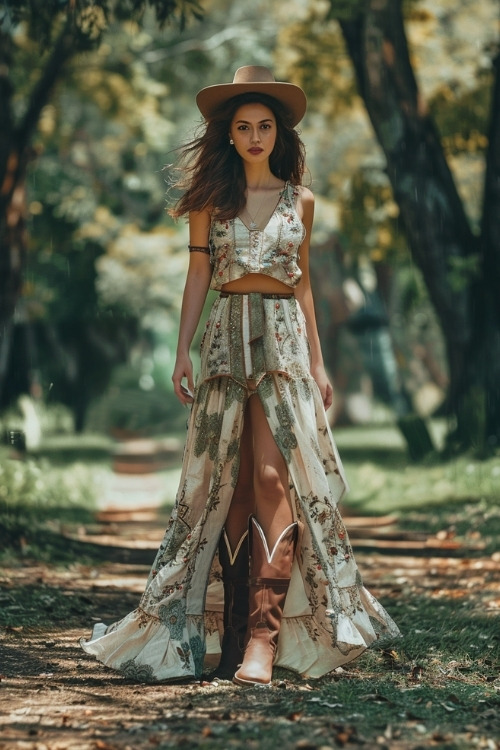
80, 292, 400, 681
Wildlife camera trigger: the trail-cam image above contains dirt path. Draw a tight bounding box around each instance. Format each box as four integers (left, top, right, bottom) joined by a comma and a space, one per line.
1, 507, 499, 750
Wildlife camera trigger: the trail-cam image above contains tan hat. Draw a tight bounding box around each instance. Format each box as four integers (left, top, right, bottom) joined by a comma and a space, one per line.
196, 65, 307, 127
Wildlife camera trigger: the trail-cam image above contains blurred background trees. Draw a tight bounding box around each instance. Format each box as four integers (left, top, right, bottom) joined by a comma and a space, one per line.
1, 0, 499, 457
336, 0, 500, 455
0, 0, 202, 431
280, 0, 499, 455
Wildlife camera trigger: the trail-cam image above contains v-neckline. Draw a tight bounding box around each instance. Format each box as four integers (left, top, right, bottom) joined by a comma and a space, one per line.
235, 182, 288, 233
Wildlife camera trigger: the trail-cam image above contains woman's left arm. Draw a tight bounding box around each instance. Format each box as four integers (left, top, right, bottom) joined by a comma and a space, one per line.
294, 187, 333, 410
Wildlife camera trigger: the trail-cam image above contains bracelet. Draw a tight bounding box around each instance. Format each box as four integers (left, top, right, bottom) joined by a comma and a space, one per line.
188, 244, 210, 254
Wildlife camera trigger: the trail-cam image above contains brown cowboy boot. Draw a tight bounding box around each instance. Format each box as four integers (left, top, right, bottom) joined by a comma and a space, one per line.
233, 515, 298, 686
211, 528, 249, 680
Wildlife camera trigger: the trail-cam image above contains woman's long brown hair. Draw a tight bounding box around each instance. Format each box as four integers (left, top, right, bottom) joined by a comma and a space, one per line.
169, 92, 306, 220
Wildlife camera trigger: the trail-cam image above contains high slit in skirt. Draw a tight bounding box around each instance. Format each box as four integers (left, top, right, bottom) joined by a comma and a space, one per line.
80, 292, 401, 681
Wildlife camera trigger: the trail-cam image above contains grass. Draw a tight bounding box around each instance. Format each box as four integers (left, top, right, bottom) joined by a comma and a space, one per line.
336, 422, 500, 516
0, 443, 102, 562
0, 582, 95, 629
207, 592, 499, 748
1, 583, 497, 747
390, 597, 498, 673
333, 421, 500, 556
2, 418, 499, 556
0, 421, 498, 749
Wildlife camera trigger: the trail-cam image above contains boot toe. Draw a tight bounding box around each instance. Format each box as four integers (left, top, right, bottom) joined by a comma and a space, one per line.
233, 669, 272, 686
232, 634, 274, 686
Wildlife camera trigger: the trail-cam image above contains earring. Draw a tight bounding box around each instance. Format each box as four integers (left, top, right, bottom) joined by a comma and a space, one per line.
229, 139, 234, 145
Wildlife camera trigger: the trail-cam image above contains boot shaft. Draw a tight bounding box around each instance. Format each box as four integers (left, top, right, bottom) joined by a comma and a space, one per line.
247, 515, 298, 637
211, 528, 250, 680
249, 516, 298, 581
218, 529, 249, 627
219, 529, 249, 582
233, 516, 298, 687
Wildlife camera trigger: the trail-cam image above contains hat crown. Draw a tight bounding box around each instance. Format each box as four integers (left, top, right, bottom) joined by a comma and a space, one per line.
232, 66, 276, 85
196, 65, 307, 126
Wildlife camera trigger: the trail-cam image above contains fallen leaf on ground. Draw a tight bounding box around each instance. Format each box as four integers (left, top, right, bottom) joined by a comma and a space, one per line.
94, 741, 119, 750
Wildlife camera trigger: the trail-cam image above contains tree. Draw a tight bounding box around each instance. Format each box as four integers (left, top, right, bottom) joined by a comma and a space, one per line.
2, 0, 291, 430
285, 0, 500, 454
0, 0, 202, 332
0, 0, 203, 427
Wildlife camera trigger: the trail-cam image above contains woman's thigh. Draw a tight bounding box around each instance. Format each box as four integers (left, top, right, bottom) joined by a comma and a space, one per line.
247, 392, 289, 493
246, 391, 293, 542
233, 400, 254, 496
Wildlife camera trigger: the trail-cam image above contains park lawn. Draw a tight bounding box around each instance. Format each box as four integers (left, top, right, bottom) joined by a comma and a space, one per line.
334, 422, 500, 558
0, 422, 498, 748
2, 420, 500, 555
0, 556, 497, 749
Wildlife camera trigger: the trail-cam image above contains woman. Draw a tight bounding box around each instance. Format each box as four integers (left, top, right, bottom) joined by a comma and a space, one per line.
81, 66, 400, 686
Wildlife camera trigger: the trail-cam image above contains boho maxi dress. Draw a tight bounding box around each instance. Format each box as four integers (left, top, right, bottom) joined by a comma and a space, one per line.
80, 182, 401, 681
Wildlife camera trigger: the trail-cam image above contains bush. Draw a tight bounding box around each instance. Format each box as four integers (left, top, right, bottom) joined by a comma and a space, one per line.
86, 362, 187, 436
0, 454, 98, 557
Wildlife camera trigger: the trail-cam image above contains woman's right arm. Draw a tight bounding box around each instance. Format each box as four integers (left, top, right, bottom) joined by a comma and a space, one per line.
172, 209, 212, 405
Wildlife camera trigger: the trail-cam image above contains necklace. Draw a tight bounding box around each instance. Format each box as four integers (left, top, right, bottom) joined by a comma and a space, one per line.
244, 178, 274, 230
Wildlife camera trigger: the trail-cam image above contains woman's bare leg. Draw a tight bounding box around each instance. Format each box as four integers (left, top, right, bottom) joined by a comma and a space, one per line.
233, 389, 296, 686
247, 393, 293, 549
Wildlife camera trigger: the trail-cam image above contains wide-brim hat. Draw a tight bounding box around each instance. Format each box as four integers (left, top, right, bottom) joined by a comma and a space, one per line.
196, 65, 307, 127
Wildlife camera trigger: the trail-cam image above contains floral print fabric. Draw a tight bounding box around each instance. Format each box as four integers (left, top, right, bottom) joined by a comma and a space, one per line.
209, 182, 305, 290
80, 293, 400, 682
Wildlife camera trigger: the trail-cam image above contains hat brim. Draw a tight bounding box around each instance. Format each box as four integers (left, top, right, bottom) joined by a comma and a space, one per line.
196, 82, 307, 127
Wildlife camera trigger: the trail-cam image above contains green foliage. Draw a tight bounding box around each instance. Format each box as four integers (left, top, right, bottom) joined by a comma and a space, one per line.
113, 0, 204, 28
339, 167, 408, 265
447, 254, 482, 293
277, 2, 357, 117
0, 453, 99, 558
0, 0, 209, 425
87, 362, 188, 435
325, 0, 367, 21
430, 73, 493, 157
0, 0, 204, 45
338, 423, 500, 523
0, 454, 98, 517
396, 264, 428, 315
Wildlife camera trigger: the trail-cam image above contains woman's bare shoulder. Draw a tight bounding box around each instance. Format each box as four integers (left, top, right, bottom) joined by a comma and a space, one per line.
295, 184, 314, 204
294, 185, 314, 220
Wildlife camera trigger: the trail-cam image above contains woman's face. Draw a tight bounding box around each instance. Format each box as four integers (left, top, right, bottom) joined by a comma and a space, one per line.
229, 103, 277, 165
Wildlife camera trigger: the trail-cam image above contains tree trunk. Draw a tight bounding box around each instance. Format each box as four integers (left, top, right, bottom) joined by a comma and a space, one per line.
0, 21, 76, 331
0, 28, 22, 331
476, 51, 500, 448
338, 0, 500, 450
0, 178, 27, 332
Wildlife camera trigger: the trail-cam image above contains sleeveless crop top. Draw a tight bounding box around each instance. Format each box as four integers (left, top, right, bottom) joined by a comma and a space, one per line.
208, 181, 306, 291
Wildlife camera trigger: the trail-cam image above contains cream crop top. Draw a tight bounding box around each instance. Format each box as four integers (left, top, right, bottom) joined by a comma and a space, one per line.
208, 181, 306, 291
